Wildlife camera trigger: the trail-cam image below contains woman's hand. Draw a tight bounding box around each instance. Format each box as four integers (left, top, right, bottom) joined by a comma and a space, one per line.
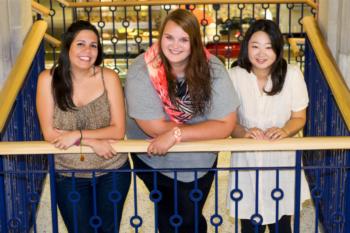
89, 139, 116, 159
245, 127, 269, 140
51, 130, 80, 150
265, 127, 289, 141
147, 129, 177, 156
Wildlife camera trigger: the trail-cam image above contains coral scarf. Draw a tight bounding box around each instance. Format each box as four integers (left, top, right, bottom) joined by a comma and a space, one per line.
144, 42, 211, 123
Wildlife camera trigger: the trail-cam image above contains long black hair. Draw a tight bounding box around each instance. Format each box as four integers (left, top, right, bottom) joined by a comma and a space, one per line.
235, 19, 287, 95
51, 20, 103, 111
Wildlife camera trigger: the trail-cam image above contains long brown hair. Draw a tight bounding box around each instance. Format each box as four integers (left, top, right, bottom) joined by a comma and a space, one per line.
158, 9, 212, 116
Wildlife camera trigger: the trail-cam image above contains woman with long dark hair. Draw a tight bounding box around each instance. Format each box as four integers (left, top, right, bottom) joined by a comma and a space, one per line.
125, 9, 239, 233
36, 20, 130, 233
227, 19, 310, 233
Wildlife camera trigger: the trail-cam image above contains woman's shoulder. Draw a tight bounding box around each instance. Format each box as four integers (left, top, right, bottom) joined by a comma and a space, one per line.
208, 55, 223, 66
286, 64, 302, 73
125, 53, 149, 82
228, 65, 250, 80
99, 67, 122, 92
208, 55, 229, 78
285, 64, 304, 81
38, 69, 53, 84
100, 66, 118, 80
39, 68, 52, 77
128, 54, 147, 73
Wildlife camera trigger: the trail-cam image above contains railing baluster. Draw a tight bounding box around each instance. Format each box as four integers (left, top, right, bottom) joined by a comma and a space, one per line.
110, 6, 118, 72
4, 3, 350, 233
313, 169, 321, 233
287, 3, 294, 63
276, 4, 280, 25
0, 156, 8, 233
294, 151, 302, 233
234, 170, 241, 233
148, 6, 153, 46
253, 169, 261, 233
48, 155, 58, 233
91, 171, 99, 232
98, 5, 105, 68
151, 171, 160, 233
131, 170, 141, 233
172, 171, 180, 233
193, 171, 199, 233
272, 169, 281, 232
210, 169, 223, 233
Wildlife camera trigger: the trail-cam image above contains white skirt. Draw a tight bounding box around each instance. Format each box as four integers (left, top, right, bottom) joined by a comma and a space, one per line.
227, 151, 311, 225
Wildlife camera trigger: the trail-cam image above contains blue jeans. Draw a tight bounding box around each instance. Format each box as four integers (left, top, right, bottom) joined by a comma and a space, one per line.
55, 161, 131, 233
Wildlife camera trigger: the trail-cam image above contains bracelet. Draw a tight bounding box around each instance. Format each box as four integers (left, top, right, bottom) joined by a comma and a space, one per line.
74, 129, 83, 146
79, 129, 83, 141
79, 129, 85, 161
173, 127, 182, 143
74, 139, 80, 146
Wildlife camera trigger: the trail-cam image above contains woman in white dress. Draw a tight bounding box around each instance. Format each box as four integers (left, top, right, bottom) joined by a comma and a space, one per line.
227, 19, 310, 233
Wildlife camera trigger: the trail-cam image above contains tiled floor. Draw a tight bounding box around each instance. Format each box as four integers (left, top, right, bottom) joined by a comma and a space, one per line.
32, 153, 320, 233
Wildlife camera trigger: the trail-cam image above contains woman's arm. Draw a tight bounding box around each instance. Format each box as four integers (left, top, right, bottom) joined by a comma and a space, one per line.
231, 115, 248, 138
265, 108, 307, 140
36, 70, 82, 149
135, 118, 178, 138
146, 112, 237, 155
36, 70, 62, 142
232, 120, 268, 140
37, 68, 125, 153
179, 112, 236, 141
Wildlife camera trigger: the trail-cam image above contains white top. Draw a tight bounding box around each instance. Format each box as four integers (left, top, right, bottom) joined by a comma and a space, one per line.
227, 65, 311, 224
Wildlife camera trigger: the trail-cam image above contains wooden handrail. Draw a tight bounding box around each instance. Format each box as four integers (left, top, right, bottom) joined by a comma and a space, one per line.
32, 0, 50, 16
55, 0, 317, 9
288, 37, 305, 58
302, 16, 350, 130
0, 20, 48, 133
1, 137, 350, 155
44, 33, 61, 48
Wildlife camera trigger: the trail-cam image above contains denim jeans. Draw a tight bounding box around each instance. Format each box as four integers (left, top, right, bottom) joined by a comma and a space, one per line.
55, 161, 131, 233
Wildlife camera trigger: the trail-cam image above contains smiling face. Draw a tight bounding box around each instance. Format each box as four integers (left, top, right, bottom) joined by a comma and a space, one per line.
69, 29, 99, 70
160, 20, 191, 69
248, 31, 277, 74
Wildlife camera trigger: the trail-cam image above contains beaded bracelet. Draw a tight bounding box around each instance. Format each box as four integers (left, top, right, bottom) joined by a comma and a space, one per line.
79, 129, 85, 161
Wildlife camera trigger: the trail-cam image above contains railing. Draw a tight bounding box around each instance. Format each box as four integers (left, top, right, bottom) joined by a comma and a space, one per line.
36, 0, 316, 76
0, 20, 47, 233
302, 16, 350, 233
1, 1, 349, 233
1, 142, 350, 233
1, 140, 350, 233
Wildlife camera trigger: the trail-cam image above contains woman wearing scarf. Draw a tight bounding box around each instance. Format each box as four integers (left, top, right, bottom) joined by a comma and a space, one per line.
125, 9, 239, 233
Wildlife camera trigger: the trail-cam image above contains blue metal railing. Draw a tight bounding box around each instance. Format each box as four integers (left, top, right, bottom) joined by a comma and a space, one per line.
2, 2, 350, 233
38, 1, 315, 74
0, 42, 46, 233
303, 37, 350, 233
